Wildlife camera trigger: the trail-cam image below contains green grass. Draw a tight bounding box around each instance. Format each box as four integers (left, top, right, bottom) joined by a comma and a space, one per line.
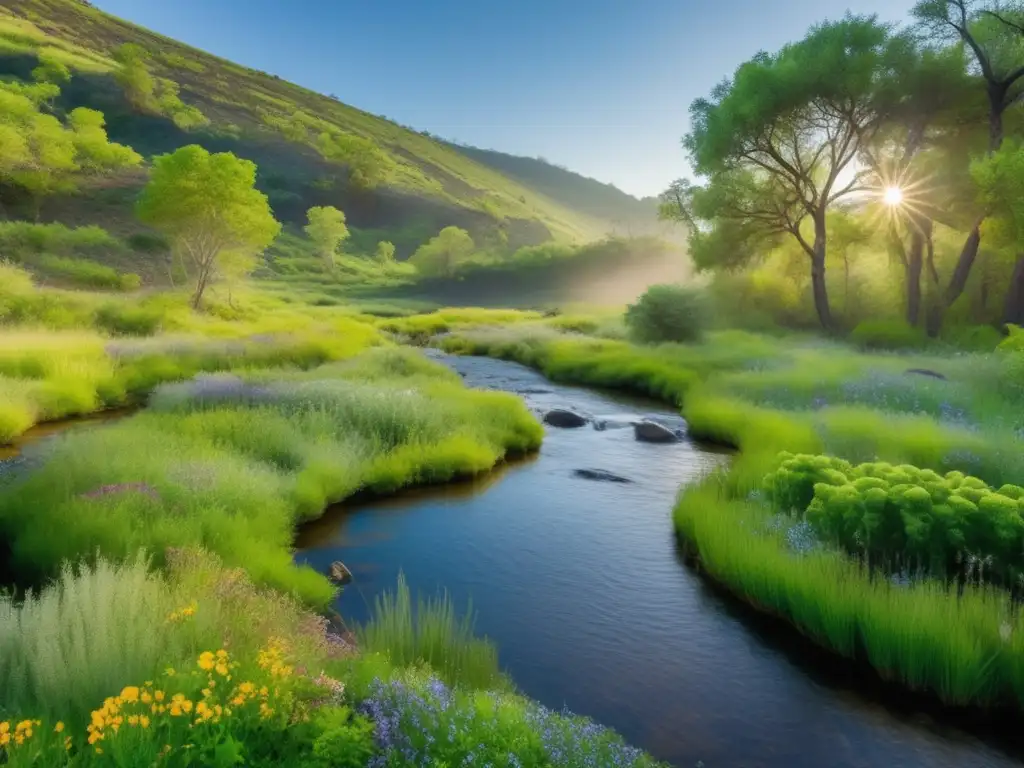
358, 572, 507, 692
438, 321, 1024, 710
0, 347, 543, 605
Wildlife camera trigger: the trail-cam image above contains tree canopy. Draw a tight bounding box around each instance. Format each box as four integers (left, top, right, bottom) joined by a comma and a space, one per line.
136, 145, 280, 308
409, 227, 475, 277
304, 205, 349, 270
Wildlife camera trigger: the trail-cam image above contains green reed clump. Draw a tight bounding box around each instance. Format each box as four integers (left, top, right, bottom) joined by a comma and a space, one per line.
358, 573, 508, 692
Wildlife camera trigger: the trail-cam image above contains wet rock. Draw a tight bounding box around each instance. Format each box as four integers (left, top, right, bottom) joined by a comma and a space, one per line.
543, 409, 589, 428
516, 387, 553, 395
328, 561, 353, 586
634, 420, 682, 443
573, 468, 633, 483
906, 368, 946, 380
593, 417, 636, 431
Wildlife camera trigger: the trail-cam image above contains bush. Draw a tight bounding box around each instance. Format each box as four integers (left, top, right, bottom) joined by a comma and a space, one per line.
93, 303, 163, 336
998, 324, 1024, 355
126, 232, 169, 254
849, 319, 927, 351
624, 283, 707, 344
35, 256, 123, 290
941, 324, 1005, 352
119, 273, 142, 292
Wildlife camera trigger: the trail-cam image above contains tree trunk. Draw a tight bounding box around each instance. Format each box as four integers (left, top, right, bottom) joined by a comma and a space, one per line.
930, 223, 982, 336
191, 263, 212, 309
810, 214, 833, 330
1005, 254, 1024, 327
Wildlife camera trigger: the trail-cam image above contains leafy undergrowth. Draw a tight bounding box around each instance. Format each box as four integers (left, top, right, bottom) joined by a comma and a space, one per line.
0, 553, 664, 767
0, 347, 543, 604
439, 322, 1024, 710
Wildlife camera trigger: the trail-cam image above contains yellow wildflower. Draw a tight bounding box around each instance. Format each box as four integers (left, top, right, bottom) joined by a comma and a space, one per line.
154, 691, 165, 702
141, 691, 153, 704
215, 662, 229, 677
64, 736, 72, 750
197, 652, 216, 671
54, 721, 65, 733
0, 733, 9, 748
140, 715, 150, 729
165, 668, 176, 677
120, 686, 140, 703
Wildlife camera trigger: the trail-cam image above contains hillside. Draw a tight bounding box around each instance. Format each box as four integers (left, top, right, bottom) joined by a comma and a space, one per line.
0, 0, 637, 255
445, 143, 663, 237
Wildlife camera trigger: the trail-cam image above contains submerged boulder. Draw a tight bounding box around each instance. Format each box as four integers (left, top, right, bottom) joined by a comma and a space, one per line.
328, 561, 353, 586
634, 420, 681, 443
543, 409, 589, 428
573, 468, 633, 483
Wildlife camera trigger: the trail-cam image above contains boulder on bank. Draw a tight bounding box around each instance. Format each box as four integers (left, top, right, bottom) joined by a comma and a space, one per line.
544, 409, 589, 428
573, 468, 633, 483
634, 420, 681, 443
328, 561, 353, 586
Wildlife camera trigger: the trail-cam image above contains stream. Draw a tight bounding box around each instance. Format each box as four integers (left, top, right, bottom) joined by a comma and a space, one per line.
296, 351, 1023, 768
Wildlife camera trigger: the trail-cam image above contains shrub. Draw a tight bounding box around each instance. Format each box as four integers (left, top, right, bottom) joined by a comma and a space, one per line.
119, 273, 142, 291
941, 324, 1004, 352
126, 232, 169, 254
849, 319, 927, 351
998, 324, 1024, 355
93, 303, 163, 337
35, 256, 123, 290
624, 283, 707, 344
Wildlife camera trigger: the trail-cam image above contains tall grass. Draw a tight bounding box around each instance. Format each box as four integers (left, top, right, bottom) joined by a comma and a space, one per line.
0, 348, 542, 605
0, 555, 175, 724
359, 573, 507, 692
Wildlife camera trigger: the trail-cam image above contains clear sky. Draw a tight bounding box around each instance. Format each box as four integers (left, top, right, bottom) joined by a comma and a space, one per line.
91, 0, 916, 199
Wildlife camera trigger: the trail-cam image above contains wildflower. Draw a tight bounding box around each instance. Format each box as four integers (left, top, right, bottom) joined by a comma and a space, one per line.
120, 686, 140, 703
140, 716, 151, 729
165, 668, 176, 677
141, 691, 153, 704
215, 662, 229, 676
54, 721, 65, 733
154, 691, 166, 702
64, 736, 72, 751
127, 715, 139, 726
198, 652, 216, 671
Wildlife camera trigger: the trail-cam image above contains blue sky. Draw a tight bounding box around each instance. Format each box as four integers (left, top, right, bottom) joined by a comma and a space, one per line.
92, 0, 916, 199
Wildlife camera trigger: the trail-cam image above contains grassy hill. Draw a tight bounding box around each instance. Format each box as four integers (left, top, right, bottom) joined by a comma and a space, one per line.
444, 143, 663, 237
0, 0, 653, 254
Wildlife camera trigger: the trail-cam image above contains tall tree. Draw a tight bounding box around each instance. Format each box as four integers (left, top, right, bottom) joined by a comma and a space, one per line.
136, 146, 280, 309
303, 205, 349, 271
375, 240, 396, 263
913, 0, 1024, 328
971, 141, 1024, 324
680, 16, 908, 329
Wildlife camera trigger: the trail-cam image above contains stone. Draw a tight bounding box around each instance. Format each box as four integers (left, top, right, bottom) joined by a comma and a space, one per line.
634, 420, 682, 443
573, 468, 633, 483
328, 561, 353, 586
906, 368, 947, 380
543, 409, 589, 428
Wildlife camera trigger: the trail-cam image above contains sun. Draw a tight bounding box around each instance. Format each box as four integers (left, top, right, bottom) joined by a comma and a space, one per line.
883, 187, 904, 206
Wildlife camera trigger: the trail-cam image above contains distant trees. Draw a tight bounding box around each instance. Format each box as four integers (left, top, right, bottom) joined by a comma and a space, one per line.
409, 226, 475, 277
112, 44, 208, 130
375, 241, 396, 264
315, 131, 392, 188
0, 82, 141, 219
30, 53, 71, 86
972, 142, 1024, 324
136, 145, 280, 308
303, 205, 349, 271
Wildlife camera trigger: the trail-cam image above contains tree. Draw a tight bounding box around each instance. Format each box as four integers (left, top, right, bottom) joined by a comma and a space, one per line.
913, 0, 1024, 328
971, 141, 1024, 324
375, 240, 396, 263
315, 132, 392, 188
409, 226, 475, 277
0, 83, 141, 219
136, 146, 280, 309
827, 209, 874, 312
681, 16, 908, 329
303, 205, 349, 271
113, 43, 158, 112
31, 53, 71, 86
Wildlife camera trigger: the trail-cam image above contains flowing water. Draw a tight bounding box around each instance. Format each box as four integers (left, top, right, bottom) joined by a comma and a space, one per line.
296, 352, 1023, 768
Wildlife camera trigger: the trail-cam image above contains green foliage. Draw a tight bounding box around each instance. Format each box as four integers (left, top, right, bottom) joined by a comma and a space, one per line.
31, 52, 71, 85
765, 452, 1024, 585
408, 226, 475, 277
973, 140, 1024, 249
0, 347, 542, 604
624, 283, 708, 344
93, 302, 163, 336
850, 319, 928, 350
304, 206, 349, 270
375, 240, 396, 263
0, 82, 141, 212
359, 573, 507, 691
315, 131, 393, 188
0, 555, 176, 723
112, 43, 209, 129
137, 146, 281, 308
35, 255, 124, 290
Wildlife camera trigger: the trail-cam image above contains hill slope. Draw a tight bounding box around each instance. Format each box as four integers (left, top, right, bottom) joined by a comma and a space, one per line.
0, 0, 639, 252
445, 143, 662, 237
